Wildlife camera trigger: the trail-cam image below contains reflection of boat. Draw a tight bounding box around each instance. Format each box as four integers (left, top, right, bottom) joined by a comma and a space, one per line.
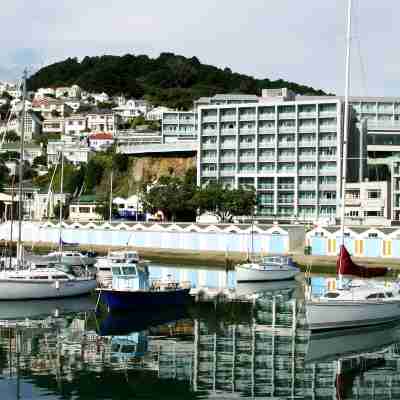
236, 255, 300, 282
236, 279, 298, 297
110, 333, 148, 359
306, 321, 400, 363
306, 247, 400, 331
0, 295, 95, 320
99, 263, 190, 311
99, 306, 188, 336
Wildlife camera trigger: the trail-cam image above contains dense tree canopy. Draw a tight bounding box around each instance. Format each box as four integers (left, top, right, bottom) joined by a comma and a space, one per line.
27, 53, 329, 110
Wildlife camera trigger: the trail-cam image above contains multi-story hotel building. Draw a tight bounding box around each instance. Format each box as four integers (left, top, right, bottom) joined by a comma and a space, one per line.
197, 97, 362, 222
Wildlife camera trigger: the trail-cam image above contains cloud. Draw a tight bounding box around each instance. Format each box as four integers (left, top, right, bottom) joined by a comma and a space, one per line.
0, 1, 398, 96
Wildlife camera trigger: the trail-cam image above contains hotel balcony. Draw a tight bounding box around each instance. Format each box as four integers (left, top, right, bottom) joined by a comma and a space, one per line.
220, 142, 236, 149
319, 154, 337, 162
258, 127, 276, 134
258, 113, 276, 120
220, 115, 236, 122
278, 112, 296, 119
319, 140, 337, 147
345, 198, 361, 206
259, 141, 276, 148
298, 141, 316, 147
239, 114, 256, 121
239, 156, 256, 162
298, 154, 316, 162
278, 126, 296, 134
278, 183, 295, 190
319, 168, 337, 175
202, 143, 217, 150
299, 169, 316, 175
319, 125, 337, 132
220, 156, 236, 163
319, 111, 337, 118
220, 170, 235, 177
299, 125, 316, 133
220, 129, 236, 136
319, 198, 337, 205
239, 142, 255, 149
319, 183, 337, 190
202, 130, 217, 136
277, 141, 295, 148
239, 128, 256, 135
298, 112, 317, 119
298, 198, 316, 206
258, 156, 276, 162
299, 183, 316, 190
202, 157, 217, 163
202, 116, 218, 123
201, 170, 217, 177
258, 184, 275, 190
163, 118, 179, 124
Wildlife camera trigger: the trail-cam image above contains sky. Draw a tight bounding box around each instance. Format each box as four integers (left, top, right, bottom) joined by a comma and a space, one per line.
0, 0, 398, 96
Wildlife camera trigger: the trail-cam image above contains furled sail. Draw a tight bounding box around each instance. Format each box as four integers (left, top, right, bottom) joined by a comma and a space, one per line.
337, 245, 388, 278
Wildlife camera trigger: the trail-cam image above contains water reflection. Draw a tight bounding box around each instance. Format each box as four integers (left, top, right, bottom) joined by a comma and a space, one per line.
0, 277, 399, 399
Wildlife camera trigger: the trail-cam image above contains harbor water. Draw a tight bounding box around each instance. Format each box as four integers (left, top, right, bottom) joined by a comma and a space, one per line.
0, 263, 399, 400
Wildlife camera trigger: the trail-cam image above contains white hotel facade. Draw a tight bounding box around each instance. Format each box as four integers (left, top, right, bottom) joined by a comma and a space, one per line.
197, 97, 362, 221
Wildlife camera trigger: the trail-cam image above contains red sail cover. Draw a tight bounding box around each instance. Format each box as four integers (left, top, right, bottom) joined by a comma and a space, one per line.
337, 245, 388, 277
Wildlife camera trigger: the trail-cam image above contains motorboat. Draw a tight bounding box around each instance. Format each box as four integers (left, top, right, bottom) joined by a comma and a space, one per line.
98, 263, 191, 312
235, 255, 300, 282
306, 246, 400, 331
96, 250, 147, 288
0, 264, 97, 300
47, 250, 96, 266
235, 279, 298, 297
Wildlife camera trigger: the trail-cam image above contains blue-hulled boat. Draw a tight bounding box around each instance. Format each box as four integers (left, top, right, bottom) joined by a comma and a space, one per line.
98, 263, 191, 312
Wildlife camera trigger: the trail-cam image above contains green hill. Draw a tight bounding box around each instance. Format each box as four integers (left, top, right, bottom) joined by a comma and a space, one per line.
27, 53, 329, 109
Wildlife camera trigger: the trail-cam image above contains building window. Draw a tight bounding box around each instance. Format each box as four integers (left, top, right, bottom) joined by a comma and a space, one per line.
367, 190, 381, 199
368, 232, 378, 238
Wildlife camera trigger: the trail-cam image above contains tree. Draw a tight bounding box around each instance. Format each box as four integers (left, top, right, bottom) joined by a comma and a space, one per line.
32, 155, 47, 167
4, 130, 19, 143
193, 183, 256, 222
141, 175, 197, 221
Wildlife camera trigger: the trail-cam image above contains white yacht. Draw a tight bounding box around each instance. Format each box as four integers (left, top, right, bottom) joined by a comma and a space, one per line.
96, 250, 146, 287
47, 250, 96, 266
306, 280, 400, 331
236, 255, 300, 282
0, 264, 97, 300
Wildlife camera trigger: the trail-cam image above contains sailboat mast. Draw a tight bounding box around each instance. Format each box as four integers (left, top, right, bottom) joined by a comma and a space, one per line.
17, 70, 27, 264
58, 150, 64, 256
340, 0, 352, 246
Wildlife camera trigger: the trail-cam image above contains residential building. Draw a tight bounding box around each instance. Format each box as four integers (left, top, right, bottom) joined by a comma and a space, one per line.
115, 129, 162, 148
32, 97, 72, 119
194, 93, 260, 109
64, 115, 88, 136
87, 110, 117, 133
92, 92, 110, 104
197, 96, 362, 222
161, 111, 197, 143
113, 195, 143, 219
146, 106, 173, 121
68, 84, 82, 98
35, 88, 56, 98
4, 184, 41, 220
112, 99, 150, 121
344, 181, 390, 225
69, 195, 102, 222
4, 111, 42, 141
89, 132, 114, 151
47, 139, 93, 165
0, 143, 42, 164
63, 98, 82, 112
42, 117, 65, 135
33, 191, 69, 220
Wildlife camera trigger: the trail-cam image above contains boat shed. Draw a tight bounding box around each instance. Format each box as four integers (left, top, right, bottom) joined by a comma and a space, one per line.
0, 221, 305, 256
306, 226, 400, 258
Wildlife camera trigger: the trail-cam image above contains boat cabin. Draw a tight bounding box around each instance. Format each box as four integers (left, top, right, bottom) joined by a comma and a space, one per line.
321, 286, 399, 301
109, 250, 139, 264
111, 264, 150, 291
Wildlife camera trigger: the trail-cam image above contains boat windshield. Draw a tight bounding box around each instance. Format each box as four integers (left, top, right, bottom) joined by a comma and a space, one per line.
112, 266, 137, 276
261, 256, 287, 264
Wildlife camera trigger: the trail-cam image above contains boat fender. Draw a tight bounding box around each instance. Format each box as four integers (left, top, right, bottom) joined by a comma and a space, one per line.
327, 279, 336, 291
55, 280, 60, 290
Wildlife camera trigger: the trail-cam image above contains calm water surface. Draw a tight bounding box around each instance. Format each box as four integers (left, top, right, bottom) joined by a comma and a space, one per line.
0, 264, 399, 400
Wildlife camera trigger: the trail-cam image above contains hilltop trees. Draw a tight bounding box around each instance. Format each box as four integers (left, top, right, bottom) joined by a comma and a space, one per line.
27, 53, 328, 110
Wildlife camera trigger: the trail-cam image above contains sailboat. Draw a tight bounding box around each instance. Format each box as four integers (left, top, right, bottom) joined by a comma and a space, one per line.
0, 70, 97, 300
235, 220, 300, 282
306, 0, 400, 331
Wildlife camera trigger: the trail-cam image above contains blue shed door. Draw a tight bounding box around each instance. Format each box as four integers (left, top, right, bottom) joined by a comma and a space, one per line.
363, 238, 382, 258
311, 237, 326, 256
268, 235, 286, 254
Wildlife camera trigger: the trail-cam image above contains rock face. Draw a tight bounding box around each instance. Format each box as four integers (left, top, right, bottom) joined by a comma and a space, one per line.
129, 155, 196, 182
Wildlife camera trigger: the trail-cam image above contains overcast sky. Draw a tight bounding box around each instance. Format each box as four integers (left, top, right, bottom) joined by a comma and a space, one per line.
1, 0, 398, 96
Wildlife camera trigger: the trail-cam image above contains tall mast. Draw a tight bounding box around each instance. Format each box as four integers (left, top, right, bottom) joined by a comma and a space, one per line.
17, 70, 27, 264
58, 150, 64, 256
340, 0, 352, 247
109, 169, 113, 223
